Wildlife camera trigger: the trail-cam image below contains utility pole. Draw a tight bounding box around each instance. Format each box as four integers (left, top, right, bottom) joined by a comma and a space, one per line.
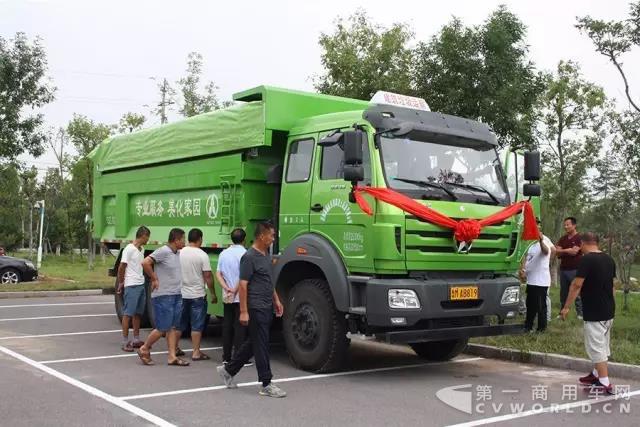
153, 77, 175, 125
35, 200, 45, 269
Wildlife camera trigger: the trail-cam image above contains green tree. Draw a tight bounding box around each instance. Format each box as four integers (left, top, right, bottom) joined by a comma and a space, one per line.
585, 148, 640, 311
118, 112, 146, 133
0, 33, 56, 162
577, 1, 640, 113
314, 10, 414, 100
177, 52, 220, 117
0, 165, 24, 250
67, 115, 112, 267
539, 61, 608, 238
414, 6, 544, 149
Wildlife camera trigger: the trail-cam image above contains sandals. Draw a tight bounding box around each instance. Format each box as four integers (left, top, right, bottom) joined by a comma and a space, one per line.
168, 358, 190, 366
176, 348, 185, 357
137, 348, 154, 365
191, 352, 210, 361
122, 342, 134, 352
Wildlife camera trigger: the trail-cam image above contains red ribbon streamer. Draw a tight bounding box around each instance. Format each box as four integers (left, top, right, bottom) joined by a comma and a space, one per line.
353, 186, 539, 243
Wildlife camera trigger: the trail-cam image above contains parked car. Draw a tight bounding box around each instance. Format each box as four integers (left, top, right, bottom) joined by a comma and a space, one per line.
0, 256, 38, 284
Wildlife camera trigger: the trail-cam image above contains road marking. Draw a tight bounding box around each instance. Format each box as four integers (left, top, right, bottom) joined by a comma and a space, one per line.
0, 329, 126, 340
0, 302, 112, 308
0, 344, 175, 427
445, 389, 640, 427
0, 313, 114, 322
41, 346, 223, 364
120, 357, 484, 400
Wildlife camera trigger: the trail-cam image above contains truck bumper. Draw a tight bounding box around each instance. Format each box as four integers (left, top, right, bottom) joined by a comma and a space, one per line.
363, 275, 521, 328
376, 323, 525, 344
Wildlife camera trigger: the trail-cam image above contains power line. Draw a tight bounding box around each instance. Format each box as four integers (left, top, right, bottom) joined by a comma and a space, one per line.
53, 69, 156, 80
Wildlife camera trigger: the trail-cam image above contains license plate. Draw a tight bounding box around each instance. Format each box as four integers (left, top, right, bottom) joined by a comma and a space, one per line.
449, 286, 479, 301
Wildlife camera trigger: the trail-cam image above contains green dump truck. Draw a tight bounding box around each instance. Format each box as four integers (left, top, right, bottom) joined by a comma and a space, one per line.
91, 86, 540, 372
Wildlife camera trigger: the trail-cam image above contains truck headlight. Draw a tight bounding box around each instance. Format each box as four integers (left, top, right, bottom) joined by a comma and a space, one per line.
388, 289, 420, 309
501, 286, 520, 305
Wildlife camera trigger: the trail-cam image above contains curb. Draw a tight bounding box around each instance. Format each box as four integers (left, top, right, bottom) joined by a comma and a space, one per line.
465, 343, 640, 381
0, 289, 106, 299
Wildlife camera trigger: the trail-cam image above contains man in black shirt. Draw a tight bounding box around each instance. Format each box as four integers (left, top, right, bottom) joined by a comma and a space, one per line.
560, 232, 616, 395
217, 222, 286, 398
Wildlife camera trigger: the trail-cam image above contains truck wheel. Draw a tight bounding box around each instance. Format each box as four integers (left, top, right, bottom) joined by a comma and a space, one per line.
283, 278, 349, 373
142, 282, 155, 328
409, 338, 469, 361
114, 279, 124, 323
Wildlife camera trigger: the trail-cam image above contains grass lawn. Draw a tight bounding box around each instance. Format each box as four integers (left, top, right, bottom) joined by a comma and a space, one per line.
1, 253, 113, 292
472, 285, 640, 365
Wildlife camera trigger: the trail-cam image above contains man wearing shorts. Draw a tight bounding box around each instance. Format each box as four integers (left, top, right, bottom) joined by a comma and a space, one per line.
561, 232, 616, 394
117, 226, 150, 352
180, 228, 217, 361
137, 228, 188, 366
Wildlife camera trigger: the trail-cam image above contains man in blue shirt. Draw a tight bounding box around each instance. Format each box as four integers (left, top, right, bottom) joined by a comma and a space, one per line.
216, 228, 249, 364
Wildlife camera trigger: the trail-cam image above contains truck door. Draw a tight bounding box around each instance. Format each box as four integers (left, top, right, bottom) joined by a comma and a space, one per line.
309, 129, 375, 273
279, 136, 316, 247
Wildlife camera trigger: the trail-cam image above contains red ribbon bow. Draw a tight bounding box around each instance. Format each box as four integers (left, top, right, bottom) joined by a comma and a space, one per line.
352, 186, 539, 244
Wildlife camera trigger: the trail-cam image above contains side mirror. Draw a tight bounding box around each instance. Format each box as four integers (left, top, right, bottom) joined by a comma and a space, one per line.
523, 183, 541, 197
343, 130, 364, 165
524, 151, 540, 181
344, 165, 364, 183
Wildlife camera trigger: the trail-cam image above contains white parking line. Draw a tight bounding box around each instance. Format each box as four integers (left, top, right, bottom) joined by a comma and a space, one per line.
120, 356, 484, 400
41, 346, 223, 364
0, 329, 126, 340
0, 302, 112, 308
0, 313, 114, 322
0, 344, 175, 427
446, 389, 640, 427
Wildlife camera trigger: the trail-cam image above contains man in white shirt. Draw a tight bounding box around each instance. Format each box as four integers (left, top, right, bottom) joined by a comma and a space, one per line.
519, 220, 555, 333
117, 226, 150, 352
180, 228, 217, 360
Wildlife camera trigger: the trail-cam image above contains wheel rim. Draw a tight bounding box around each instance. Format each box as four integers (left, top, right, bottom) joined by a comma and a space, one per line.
1, 271, 19, 284
291, 303, 320, 350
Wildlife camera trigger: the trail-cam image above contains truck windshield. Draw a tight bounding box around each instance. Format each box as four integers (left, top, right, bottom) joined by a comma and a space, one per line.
379, 135, 509, 205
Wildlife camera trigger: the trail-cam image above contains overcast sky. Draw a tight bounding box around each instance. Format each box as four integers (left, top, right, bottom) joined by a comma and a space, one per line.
2, 0, 639, 170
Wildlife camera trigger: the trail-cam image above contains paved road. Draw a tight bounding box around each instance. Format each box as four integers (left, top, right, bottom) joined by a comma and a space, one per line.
0, 295, 638, 426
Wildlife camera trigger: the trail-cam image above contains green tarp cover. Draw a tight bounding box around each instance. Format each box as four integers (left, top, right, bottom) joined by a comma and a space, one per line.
90, 101, 265, 172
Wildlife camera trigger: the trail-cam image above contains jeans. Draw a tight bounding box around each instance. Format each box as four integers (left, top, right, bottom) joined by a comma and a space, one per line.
222, 303, 248, 362
151, 294, 183, 332
225, 306, 273, 385
180, 297, 207, 332
525, 285, 548, 332
560, 269, 583, 316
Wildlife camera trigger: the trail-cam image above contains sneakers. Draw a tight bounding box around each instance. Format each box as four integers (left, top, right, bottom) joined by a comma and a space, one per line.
217, 365, 238, 389
589, 379, 615, 395
579, 372, 598, 385
259, 383, 287, 398
244, 360, 254, 367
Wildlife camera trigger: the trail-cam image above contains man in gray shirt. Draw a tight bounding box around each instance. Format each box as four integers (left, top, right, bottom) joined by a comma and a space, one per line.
217, 222, 286, 398
137, 228, 188, 366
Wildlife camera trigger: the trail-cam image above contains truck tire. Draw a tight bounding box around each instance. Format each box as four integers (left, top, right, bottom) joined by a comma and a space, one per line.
409, 338, 469, 361
115, 280, 155, 328
114, 279, 124, 323
283, 278, 349, 373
